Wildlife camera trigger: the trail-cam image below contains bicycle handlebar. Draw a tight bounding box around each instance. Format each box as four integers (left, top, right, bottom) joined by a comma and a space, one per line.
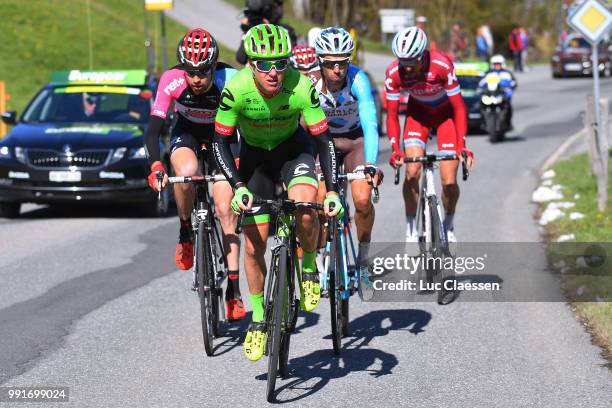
394, 153, 470, 184
317, 170, 381, 203
234, 197, 323, 234
167, 174, 226, 184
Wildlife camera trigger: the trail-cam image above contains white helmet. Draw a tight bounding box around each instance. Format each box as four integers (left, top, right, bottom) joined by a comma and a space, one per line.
392, 27, 428, 60
490, 54, 505, 67
315, 26, 354, 55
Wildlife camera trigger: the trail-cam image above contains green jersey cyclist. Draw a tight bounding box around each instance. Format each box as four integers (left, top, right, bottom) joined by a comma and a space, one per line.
211, 24, 344, 361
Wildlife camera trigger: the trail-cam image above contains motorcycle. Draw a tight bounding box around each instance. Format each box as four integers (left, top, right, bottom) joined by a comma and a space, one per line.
479, 76, 511, 143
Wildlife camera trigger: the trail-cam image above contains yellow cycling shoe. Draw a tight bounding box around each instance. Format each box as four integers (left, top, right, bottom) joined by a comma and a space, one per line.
244, 322, 266, 362
300, 272, 321, 312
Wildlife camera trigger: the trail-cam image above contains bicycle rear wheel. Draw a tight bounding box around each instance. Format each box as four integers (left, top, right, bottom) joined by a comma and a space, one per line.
266, 246, 288, 402
428, 196, 456, 305
197, 222, 216, 356
329, 224, 344, 355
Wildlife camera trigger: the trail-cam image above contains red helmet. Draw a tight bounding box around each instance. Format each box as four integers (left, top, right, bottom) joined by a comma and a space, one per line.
290, 45, 317, 70
176, 28, 219, 70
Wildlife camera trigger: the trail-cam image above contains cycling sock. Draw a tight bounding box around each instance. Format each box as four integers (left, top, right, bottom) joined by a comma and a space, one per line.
358, 242, 370, 267
225, 271, 240, 299
443, 214, 454, 232
302, 249, 317, 274
249, 292, 265, 322
179, 218, 192, 242
406, 216, 416, 237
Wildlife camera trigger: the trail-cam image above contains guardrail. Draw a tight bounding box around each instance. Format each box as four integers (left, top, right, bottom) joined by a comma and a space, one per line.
583, 95, 610, 212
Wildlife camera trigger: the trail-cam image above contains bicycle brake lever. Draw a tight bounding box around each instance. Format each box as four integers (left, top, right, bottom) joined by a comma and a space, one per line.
156, 171, 165, 200
461, 151, 469, 181
394, 167, 400, 185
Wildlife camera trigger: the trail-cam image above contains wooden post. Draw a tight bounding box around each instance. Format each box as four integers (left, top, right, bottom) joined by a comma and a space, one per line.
584, 95, 599, 176
0, 81, 6, 138
598, 98, 610, 211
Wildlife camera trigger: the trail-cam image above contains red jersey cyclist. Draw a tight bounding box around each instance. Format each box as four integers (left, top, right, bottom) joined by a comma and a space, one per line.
385, 27, 474, 242
145, 29, 245, 320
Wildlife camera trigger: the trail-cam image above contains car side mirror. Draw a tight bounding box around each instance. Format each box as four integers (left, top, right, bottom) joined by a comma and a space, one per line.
1, 111, 17, 125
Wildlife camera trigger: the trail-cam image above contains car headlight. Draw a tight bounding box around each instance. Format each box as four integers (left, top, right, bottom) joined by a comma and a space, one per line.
128, 147, 147, 160
552, 55, 560, 62
0, 146, 10, 159
110, 147, 127, 164
481, 95, 491, 105
14, 147, 26, 164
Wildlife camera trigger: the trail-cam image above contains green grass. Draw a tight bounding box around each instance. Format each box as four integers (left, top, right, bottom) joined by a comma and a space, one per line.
548, 151, 611, 242
544, 150, 612, 363
0, 0, 235, 115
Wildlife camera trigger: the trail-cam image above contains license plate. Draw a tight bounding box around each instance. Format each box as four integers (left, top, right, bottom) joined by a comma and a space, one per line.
49, 171, 82, 182
564, 63, 582, 71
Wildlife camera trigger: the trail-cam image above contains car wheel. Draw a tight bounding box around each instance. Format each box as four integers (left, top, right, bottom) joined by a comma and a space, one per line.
0, 202, 21, 218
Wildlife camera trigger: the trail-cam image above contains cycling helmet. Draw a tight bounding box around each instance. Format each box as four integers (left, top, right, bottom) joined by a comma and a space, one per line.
392, 27, 428, 60
176, 28, 219, 70
490, 54, 506, 67
244, 24, 292, 59
315, 26, 354, 55
290, 45, 317, 70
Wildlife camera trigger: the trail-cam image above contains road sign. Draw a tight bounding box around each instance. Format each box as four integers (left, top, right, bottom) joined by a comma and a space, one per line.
144, 0, 173, 11
567, 0, 612, 44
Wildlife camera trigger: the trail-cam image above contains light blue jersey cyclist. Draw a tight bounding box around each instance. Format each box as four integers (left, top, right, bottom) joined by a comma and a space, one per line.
307, 26, 382, 284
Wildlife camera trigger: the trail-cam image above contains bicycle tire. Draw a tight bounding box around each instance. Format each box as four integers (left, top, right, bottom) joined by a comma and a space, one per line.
197, 222, 215, 356
329, 223, 343, 355
207, 230, 221, 338
279, 248, 297, 377
266, 246, 288, 402
341, 298, 349, 337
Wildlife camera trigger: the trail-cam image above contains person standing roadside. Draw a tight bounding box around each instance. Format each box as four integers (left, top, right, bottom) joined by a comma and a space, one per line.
508, 26, 524, 72
519, 27, 529, 72
450, 23, 468, 62
475, 26, 490, 61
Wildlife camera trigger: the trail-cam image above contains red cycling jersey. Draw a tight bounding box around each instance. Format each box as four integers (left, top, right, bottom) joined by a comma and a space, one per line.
385, 50, 468, 156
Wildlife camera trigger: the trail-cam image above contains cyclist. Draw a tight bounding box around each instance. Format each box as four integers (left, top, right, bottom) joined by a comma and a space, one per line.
289, 44, 318, 75
307, 26, 381, 286
211, 24, 343, 362
145, 28, 246, 321
478, 54, 517, 129
385, 26, 474, 243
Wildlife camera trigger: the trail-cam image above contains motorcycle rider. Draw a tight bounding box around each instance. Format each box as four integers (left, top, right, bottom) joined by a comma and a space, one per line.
478, 54, 517, 129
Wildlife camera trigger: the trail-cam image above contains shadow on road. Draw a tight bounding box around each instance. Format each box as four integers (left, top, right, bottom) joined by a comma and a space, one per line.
210, 311, 252, 357
16, 203, 177, 219
265, 308, 431, 403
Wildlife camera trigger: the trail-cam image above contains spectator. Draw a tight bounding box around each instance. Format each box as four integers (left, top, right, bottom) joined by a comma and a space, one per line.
508, 26, 524, 72
415, 15, 438, 50
519, 26, 529, 72
475, 26, 490, 61
450, 22, 468, 61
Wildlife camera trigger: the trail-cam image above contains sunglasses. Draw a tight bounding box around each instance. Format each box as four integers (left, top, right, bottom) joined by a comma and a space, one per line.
319, 57, 350, 70
253, 59, 289, 73
185, 68, 212, 78
398, 57, 422, 67
85, 97, 98, 104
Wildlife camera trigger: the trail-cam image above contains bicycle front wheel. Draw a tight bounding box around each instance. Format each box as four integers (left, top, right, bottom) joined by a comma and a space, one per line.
197, 222, 216, 356
266, 246, 288, 402
329, 225, 344, 355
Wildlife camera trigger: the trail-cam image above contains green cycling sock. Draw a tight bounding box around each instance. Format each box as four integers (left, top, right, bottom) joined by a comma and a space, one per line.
302, 249, 316, 274
249, 292, 265, 322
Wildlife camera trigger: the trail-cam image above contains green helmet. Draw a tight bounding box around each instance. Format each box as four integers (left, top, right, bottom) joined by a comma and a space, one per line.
244, 23, 292, 59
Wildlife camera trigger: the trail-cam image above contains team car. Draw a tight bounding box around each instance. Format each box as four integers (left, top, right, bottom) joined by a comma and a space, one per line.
380, 61, 487, 132
0, 70, 169, 218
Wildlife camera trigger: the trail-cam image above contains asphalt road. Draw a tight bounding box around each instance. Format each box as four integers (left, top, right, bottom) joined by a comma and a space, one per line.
1, 5, 612, 407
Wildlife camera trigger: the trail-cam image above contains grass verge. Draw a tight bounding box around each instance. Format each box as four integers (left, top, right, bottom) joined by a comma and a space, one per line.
0, 0, 235, 115
543, 150, 612, 366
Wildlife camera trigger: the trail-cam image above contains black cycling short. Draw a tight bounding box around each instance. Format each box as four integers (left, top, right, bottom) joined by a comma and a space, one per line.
239, 127, 318, 225
170, 127, 239, 176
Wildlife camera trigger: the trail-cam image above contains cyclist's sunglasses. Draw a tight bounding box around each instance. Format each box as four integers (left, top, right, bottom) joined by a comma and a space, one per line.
184, 67, 212, 77
85, 96, 98, 104
253, 59, 289, 73
319, 57, 351, 69
398, 57, 422, 67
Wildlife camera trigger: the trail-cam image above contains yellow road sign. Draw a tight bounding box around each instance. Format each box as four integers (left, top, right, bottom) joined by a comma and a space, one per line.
145, 0, 173, 11
568, 0, 612, 43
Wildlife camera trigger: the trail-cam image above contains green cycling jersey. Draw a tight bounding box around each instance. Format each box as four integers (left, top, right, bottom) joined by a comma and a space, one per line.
214, 67, 329, 150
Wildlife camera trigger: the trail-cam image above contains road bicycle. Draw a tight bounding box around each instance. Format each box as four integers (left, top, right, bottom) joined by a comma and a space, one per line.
160, 169, 229, 356
236, 197, 323, 402
319, 168, 380, 355
394, 152, 469, 304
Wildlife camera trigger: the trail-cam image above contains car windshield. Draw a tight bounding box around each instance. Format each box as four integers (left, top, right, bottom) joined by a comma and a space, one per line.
22, 86, 152, 124
564, 37, 590, 49
458, 75, 482, 90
